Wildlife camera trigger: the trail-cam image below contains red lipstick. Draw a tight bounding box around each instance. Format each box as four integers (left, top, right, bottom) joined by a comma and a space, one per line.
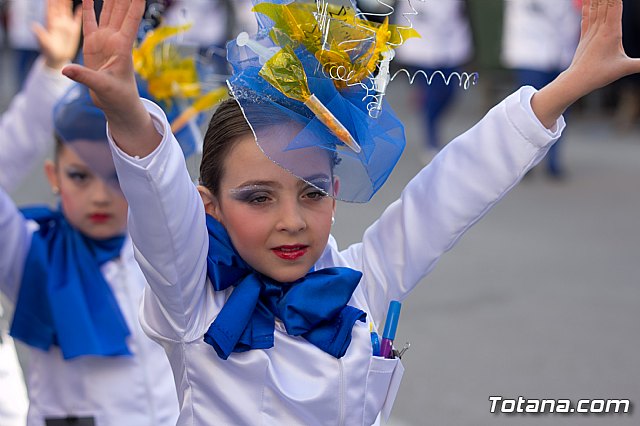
89, 213, 111, 223
272, 245, 308, 260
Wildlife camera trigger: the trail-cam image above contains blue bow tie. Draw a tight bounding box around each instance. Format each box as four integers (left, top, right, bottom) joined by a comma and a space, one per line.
203, 215, 366, 360
10, 206, 131, 359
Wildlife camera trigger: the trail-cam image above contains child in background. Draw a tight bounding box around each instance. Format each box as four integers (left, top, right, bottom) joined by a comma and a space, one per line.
63, 0, 640, 424
502, 0, 582, 178
0, 3, 180, 423
0, 0, 80, 192
0, 1, 79, 424
394, 0, 474, 163
0, 84, 180, 426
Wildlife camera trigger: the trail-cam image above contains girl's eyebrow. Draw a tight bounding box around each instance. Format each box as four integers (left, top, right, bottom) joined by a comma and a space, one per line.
301, 174, 332, 192
299, 174, 331, 186
228, 182, 277, 197
235, 180, 281, 189
64, 164, 91, 172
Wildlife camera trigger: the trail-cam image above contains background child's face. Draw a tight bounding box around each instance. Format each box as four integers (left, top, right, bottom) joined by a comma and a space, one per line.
45, 143, 128, 240
209, 134, 336, 283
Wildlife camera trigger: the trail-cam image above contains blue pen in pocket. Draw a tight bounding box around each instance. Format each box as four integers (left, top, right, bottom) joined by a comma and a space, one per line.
369, 322, 381, 356
380, 300, 402, 359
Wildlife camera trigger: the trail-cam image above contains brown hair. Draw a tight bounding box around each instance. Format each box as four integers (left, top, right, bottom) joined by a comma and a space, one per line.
53, 135, 65, 163
199, 98, 253, 197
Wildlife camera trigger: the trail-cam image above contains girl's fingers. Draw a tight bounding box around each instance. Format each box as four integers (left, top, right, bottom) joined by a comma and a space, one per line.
73, 4, 83, 27
580, 0, 590, 39
108, 0, 131, 30
82, 0, 98, 37
604, 0, 623, 29
62, 63, 108, 94
120, 0, 145, 42
101, 0, 116, 28
588, 0, 599, 27
31, 23, 48, 50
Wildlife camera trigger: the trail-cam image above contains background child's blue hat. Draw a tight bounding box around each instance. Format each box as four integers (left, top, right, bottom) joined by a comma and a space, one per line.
225, 0, 414, 203
52, 84, 121, 189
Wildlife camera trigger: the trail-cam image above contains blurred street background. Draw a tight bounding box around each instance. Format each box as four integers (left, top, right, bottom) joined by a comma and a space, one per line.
2, 1, 640, 425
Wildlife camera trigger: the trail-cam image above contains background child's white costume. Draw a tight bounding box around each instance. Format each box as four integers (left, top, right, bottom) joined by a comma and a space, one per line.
108, 86, 564, 425
0, 58, 72, 193
0, 64, 180, 426
0, 56, 72, 426
0, 194, 180, 425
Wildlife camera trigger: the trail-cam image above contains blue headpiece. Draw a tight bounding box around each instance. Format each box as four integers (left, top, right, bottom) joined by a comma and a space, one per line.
226, 0, 419, 202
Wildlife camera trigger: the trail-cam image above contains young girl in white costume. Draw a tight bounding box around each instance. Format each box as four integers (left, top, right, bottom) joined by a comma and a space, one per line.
63, 0, 640, 424
0, 2, 180, 424
0, 1, 79, 424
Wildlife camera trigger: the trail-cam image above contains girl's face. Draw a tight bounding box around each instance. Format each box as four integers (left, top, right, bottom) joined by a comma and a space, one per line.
206, 134, 336, 283
45, 143, 128, 240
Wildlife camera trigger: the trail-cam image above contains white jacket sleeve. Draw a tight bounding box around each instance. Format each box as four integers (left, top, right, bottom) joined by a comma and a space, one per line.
108, 100, 216, 343
0, 57, 73, 193
0, 187, 30, 305
341, 87, 565, 325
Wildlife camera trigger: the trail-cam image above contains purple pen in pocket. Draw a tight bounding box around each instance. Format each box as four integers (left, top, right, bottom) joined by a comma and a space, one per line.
379, 300, 402, 359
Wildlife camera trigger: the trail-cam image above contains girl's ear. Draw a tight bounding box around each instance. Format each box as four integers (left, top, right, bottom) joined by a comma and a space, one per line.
44, 160, 60, 194
197, 185, 222, 221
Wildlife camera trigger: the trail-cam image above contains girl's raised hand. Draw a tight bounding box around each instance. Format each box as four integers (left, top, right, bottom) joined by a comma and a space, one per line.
568, 0, 640, 96
532, 0, 640, 129
34, 0, 82, 70
62, 0, 145, 122
63, 0, 161, 157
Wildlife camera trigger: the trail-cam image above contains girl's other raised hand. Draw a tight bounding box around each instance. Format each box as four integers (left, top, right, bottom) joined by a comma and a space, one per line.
34, 0, 82, 70
532, 0, 640, 128
63, 0, 161, 158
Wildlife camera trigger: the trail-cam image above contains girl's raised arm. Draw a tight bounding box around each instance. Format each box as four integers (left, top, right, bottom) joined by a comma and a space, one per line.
62, 0, 160, 157
0, 0, 79, 193
532, 0, 640, 128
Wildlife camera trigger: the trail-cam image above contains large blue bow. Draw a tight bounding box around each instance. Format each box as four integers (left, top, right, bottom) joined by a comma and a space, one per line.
10, 207, 131, 359
203, 215, 366, 359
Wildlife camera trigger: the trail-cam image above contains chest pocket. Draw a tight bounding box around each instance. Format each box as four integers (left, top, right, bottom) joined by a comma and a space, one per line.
363, 356, 405, 425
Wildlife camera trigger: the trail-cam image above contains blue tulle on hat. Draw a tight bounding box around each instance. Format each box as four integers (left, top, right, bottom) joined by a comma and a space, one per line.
226, 1, 407, 202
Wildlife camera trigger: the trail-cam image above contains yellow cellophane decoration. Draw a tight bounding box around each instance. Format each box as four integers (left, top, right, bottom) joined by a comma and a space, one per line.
171, 86, 229, 133
133, 24, 200, 102
133, 24, 229, 133
259, 46, 361, 153
252, 2, 419, 88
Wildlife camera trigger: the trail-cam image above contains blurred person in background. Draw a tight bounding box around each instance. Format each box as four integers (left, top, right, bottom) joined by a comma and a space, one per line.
1, 1, 79, 423
161, 0, 233, 75
502, 0, 581, 179
6, 0, 46, 89
232, 0, 260, 35
394, 0, 474, 164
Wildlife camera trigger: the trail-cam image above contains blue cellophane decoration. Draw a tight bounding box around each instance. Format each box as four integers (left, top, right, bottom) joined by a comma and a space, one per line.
226, 30, 406, 203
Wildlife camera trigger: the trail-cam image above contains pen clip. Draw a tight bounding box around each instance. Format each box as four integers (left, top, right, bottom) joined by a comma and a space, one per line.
392, 341, 411, 359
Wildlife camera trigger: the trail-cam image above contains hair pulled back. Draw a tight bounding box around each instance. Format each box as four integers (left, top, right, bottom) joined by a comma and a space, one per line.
199, 98, 253, 196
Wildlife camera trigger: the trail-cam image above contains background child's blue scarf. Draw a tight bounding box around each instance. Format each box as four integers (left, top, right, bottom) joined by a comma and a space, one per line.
10, 206, 131, 360
203, 215, 366, 359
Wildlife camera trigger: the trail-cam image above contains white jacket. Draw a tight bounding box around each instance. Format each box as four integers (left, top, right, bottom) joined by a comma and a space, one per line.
0, 60, 179, 426
502, 0, 581, 71
109, 86, 563, 425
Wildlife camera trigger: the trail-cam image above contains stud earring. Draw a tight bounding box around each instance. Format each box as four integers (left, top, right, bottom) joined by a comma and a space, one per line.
331, 216, 335, 225
52, 186, 60, 195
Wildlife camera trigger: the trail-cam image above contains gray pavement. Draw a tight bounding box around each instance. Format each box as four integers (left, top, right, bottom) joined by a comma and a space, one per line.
2, 43, 640, 425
